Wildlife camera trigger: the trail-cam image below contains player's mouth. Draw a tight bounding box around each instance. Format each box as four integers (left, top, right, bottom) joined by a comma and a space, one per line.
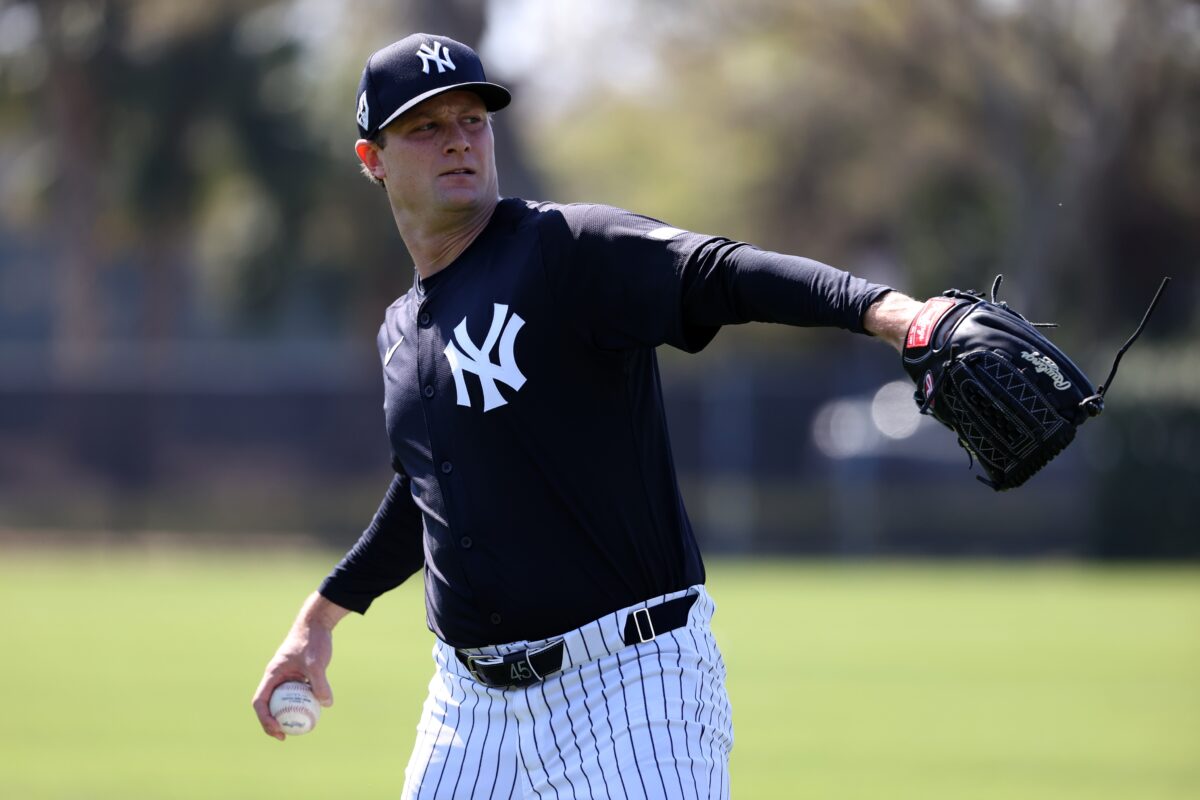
439, 168, 476, 177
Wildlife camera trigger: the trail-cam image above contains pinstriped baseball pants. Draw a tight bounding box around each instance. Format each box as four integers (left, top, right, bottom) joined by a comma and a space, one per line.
401, 586, 734, 799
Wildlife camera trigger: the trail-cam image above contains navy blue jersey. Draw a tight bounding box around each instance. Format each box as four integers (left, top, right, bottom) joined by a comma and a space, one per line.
319, 198, 890, 648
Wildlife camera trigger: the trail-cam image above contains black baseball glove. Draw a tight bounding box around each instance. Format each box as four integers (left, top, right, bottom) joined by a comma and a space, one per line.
901, 275, 1169, 490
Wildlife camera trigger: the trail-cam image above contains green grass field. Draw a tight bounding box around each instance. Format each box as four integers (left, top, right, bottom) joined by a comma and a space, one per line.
1, 547, 1197, 799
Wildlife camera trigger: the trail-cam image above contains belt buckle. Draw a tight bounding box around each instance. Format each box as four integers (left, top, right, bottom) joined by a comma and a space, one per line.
464, 653, 505, 686
631, 606, 656, 643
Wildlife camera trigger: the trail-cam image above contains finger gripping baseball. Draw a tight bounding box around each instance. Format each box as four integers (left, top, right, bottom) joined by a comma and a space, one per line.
901, 276, 1168, 491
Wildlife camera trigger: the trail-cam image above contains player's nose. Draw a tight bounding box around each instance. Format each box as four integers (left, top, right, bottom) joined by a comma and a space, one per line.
442, 122, 471, 155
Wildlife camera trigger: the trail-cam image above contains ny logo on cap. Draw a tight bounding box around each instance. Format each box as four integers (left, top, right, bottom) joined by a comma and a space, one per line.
356, 92, 370, 130
417, 41, 456, 75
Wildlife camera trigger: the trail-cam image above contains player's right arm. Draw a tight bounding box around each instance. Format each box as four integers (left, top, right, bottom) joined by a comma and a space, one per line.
252, 470, 424, 740
252, 591, 349, 741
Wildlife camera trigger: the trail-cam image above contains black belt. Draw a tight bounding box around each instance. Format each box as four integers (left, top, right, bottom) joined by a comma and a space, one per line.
456, 593, 698, 689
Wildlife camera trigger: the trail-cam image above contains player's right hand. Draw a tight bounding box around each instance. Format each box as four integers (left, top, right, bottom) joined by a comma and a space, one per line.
252, 592, 346, 740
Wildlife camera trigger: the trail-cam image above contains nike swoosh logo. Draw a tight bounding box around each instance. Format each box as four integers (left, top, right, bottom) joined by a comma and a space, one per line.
384, 336, 404, 365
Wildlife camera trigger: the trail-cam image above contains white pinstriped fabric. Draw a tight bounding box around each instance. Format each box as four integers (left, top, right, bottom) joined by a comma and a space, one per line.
401, 586, 733, 799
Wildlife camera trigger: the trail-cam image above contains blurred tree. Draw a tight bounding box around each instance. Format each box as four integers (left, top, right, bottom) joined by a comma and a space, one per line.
0, 0, 540, 348
6, 0, 345, 348
36, 0, 111, 371
526, 0, 1198, 352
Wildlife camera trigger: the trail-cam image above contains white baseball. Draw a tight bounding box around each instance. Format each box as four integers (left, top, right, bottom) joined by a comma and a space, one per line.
269, 680, 321, 736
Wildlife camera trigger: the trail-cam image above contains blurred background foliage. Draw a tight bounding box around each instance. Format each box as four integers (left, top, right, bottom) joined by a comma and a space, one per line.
0, 0, 1197, 554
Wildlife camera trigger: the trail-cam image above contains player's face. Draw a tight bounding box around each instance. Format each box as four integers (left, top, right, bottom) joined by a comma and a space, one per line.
375, 91, 498, 216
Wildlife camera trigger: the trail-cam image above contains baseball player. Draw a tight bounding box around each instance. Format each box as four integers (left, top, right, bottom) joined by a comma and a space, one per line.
252, 33, 924, 799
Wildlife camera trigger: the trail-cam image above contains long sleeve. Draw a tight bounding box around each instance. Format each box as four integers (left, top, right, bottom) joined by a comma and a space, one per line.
318, 472, 424, 614
542, 203, 891, 353
678, 239, 891, 334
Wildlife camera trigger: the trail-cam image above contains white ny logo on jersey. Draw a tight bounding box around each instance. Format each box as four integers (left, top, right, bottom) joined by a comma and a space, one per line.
417, 41, 456, 74
444, 304, 527, 412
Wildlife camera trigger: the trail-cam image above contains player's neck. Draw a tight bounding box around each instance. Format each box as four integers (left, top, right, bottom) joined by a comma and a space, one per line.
395, 198, 498, 279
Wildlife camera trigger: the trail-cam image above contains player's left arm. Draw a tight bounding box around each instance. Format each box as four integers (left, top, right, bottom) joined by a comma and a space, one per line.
544, 204, 923, 350
862, 290, 924, 352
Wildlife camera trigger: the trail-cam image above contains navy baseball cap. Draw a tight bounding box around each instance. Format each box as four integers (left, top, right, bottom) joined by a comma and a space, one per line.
355, 33, 511, 140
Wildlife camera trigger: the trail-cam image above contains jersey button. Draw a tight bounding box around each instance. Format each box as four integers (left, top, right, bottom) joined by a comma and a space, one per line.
418, 311, 431, 327
441, 461, 453, 474
423, 385, 435, 398
490, 613, 502, 625
460, 536, 472, 549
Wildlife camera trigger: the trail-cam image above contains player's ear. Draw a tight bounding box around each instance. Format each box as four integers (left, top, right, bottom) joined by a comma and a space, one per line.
355, 139, 386, 180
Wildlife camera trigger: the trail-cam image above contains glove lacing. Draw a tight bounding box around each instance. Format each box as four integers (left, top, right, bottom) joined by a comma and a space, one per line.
1079, 276, 1172, 417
